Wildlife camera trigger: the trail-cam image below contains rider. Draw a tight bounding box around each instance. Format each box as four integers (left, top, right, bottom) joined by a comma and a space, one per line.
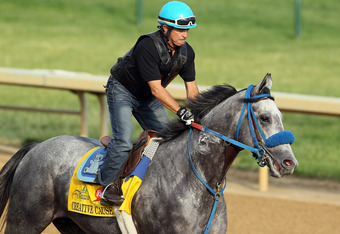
99, 1, 199, 205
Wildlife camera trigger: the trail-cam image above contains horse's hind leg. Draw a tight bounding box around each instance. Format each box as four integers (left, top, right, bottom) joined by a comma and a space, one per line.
5, 187, 55, 233
5, 201, 54, 233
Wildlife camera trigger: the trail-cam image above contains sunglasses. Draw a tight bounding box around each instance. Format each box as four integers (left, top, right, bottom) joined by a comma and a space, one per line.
158, 16, 196, 27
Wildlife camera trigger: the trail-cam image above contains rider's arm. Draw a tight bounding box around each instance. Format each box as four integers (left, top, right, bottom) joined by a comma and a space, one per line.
185, 80, 199, 99
179, 44, 198, 99
148, 80, 181, 114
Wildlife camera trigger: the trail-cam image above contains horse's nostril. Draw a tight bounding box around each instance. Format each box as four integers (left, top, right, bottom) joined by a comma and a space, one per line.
284, 160, 293, 167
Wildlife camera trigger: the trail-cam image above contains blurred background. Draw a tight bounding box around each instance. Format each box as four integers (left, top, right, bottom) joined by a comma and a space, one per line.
0, 0, 339, 181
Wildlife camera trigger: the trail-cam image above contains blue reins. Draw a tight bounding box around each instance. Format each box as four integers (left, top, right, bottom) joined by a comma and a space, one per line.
187, 128, 226, 234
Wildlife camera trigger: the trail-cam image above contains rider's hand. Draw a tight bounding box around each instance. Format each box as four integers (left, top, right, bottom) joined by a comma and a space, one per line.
177, 107, 194, 126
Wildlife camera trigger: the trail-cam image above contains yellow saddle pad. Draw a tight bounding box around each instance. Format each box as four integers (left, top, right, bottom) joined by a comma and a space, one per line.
68, 147, 115, 217
68, 145, 155, 217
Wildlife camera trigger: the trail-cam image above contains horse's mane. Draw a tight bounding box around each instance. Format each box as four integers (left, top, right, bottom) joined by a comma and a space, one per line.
158, 84, 238, 141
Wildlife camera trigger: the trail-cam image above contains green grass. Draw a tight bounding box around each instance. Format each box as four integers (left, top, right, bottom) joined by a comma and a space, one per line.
0, 0, 339, 181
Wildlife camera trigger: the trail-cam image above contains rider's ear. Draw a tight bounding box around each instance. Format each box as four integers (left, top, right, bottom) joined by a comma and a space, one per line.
254, 73, 272, 95
162, 25, 169, 34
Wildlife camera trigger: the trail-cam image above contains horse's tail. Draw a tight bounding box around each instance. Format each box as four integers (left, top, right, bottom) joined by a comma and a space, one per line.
0, 142, 39, 226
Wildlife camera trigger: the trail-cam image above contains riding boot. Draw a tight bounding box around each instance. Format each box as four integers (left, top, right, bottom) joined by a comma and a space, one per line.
101, 181, 124, 206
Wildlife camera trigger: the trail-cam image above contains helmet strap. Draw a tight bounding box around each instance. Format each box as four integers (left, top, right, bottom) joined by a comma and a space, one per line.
158, 25, 175, 50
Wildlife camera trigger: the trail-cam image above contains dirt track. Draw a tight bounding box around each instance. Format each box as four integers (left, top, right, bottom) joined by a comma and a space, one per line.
1, 149, 339, 234
225, 169, 340, 234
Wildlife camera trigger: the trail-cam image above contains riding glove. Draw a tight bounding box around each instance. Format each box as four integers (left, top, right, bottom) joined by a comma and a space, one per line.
177, 107, 194, 125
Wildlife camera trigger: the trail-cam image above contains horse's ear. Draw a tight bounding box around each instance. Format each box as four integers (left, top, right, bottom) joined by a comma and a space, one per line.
253, 73, 272, 95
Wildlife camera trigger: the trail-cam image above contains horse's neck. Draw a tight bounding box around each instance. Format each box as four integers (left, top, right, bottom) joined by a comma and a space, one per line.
192, 101, 240, 184
181, 129, 239, 186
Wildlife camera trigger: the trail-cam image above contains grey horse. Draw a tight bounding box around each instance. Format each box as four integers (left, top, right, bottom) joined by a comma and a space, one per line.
0, 74, 298, 233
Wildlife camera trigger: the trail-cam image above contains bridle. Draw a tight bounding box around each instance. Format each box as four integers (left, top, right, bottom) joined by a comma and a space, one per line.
235, 84, 274, 166
187, 85, 295, 233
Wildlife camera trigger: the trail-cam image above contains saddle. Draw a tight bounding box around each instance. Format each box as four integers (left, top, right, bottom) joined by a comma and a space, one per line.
100, 130, 158, 188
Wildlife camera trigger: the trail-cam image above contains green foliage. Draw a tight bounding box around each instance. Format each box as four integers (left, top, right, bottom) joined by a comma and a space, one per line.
0, 0, 339, 180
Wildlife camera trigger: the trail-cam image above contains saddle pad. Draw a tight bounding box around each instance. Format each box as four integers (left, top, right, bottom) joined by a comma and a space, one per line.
119, 155, 151, 215
68, 146, 115, 217
119, 138, 160, 215
77, 146, 107, 183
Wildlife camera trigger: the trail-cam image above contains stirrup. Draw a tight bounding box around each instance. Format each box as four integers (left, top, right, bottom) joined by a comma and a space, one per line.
101, 182, 116, 196
100, 183, 124, 206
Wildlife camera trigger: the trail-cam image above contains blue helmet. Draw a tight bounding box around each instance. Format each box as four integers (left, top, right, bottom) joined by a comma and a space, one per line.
158, 1, 197, 29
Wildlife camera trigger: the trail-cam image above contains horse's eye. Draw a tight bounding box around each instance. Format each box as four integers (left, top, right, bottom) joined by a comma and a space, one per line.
260, 115, 270, 123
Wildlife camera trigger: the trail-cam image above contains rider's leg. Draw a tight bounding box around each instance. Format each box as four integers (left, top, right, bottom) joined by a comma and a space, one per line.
98, 77, 136, 205
133, 97, 170, 132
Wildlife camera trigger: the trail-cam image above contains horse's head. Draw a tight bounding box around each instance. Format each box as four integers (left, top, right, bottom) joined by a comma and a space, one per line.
232, 74, 299, 177
160, 74, 298, 178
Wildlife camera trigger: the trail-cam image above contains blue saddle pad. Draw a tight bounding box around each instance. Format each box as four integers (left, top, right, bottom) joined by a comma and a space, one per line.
77, 147, 107, 183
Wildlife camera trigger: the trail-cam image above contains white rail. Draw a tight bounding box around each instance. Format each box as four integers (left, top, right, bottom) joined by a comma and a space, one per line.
167, 83, 340, 117
0, 67, 108, 137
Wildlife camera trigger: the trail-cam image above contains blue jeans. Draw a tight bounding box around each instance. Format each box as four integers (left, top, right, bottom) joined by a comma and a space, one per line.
98, 77, 169, 186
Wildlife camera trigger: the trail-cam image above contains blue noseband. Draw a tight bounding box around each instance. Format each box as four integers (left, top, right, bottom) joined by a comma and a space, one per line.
266, 130, 295, 148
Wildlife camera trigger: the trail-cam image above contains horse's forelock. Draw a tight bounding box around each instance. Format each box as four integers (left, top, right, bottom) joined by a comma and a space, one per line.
158, 84, 237, 141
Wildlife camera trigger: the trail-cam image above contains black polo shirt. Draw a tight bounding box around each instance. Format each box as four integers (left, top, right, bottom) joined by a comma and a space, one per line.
133, 37, 196, 84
